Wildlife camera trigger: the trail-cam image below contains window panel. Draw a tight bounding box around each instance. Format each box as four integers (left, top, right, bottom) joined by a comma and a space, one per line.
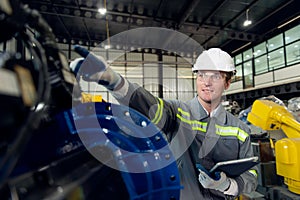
177, 56, 191, 64
126, 52, 142, 61
163, 78, 176, 92
235, 54, 242, 65
80, 81, 107, 93
108, 49, 125, 61
110, 65, 125, 75
267, 34, 283, 51
90, 47, 106, 58
163, 55, 176, 62
177, 78, 193, 92
178, 92, 195, 101
144, 53, 158, 61
243, 60, 253, 88
254, 55, 268, 75
285, 24, 300, 44
268, 47, 285, 70
151, 91, 159, 97
162, 64, 176, 78
178, 67, 193, 78
286, 41, 300, 65
144, 79, 159, 91
253, 42, 267, 57
128, 78, 143, 86
180, 56, 193, 65
243, 49, 252, 61
144, 63, 158, 78
126, 65, 143, 78
163, 91, 177, 100
233, 64, 242, 82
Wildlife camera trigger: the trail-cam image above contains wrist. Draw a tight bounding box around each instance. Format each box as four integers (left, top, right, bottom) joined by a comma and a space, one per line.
216, 177, 231, 192
224, 179, 231, 191
224, 178, 238, 196
111, 77, 129, 99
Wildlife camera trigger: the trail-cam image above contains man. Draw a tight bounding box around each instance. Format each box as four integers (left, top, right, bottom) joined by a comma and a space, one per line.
73, 46, 258, 199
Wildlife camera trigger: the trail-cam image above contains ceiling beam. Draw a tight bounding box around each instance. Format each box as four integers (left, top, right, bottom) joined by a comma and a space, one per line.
222, 0, 296, 53
177, 0, 201, 28
74, 0, 92, 42
48, 0, 72, 38
197, 0, 228, 29
201, 0, 260, 46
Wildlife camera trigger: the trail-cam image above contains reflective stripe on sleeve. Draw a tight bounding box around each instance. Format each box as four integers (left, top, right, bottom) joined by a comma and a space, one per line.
178, 107, 190, 117
151, 98, 164, 125
248, 169, 258, 177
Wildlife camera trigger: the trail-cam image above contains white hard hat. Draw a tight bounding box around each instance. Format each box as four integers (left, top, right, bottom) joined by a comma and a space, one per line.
192, 48, 236, 73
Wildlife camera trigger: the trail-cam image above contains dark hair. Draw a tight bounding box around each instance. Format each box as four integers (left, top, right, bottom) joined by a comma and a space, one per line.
224, 72, 235, 82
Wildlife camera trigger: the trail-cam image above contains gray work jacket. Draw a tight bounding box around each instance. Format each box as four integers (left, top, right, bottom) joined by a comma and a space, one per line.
115, 81, 258, 200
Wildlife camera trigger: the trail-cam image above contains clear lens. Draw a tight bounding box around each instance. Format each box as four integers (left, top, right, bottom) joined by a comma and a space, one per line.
197, 71, 223, 81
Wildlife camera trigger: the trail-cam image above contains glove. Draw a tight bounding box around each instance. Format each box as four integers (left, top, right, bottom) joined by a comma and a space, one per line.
69, 57, 84, 77
198, 169, 231, 192
72, 45, 122, 91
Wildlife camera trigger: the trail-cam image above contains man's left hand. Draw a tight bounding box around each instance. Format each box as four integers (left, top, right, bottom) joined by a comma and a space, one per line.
198, 169, 230, 192
198, 169, 239, 196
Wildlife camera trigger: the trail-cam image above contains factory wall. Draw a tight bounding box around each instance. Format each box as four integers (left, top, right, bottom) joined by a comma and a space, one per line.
1, 23, 299, 110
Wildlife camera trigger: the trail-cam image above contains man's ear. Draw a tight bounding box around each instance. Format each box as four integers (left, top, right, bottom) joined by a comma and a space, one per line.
224, 81, 231, 90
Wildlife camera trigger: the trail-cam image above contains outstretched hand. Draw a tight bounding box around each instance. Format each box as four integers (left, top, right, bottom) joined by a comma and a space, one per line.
71, 45, 123, 91
71, 45, 109, 82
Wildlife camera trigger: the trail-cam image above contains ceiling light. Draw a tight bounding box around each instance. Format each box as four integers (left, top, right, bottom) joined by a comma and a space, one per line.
117, 3, 124, 12
243, 9, 252, 27
243, 20, 252, 26
98, 8, 107, 15
116, 16, 123, 22
136, 19, 143, 25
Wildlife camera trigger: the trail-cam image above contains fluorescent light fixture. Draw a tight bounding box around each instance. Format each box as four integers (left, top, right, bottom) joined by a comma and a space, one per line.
277, 15, 300, 29
98, 8, 107, 15
232, 42, 252, 54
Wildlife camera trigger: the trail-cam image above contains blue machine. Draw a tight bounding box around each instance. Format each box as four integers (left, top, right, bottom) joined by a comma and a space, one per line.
67, 101, 182, 199
5, 101, 181, 200
0, 1, 181, 198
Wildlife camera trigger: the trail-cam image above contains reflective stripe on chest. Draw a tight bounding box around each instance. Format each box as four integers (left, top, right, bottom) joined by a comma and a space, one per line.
215, 125, 248, 142
176, 108, 207, 132
176, 108, 248, 142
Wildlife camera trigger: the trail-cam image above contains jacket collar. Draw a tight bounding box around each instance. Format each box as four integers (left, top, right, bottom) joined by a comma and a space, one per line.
189, 96, 227, 124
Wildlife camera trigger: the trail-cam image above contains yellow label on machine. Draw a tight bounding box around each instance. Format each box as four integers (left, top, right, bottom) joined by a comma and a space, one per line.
81, 92, 103, 103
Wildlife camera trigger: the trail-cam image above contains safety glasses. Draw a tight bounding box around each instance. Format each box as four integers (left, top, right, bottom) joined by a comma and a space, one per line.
196, 71, 225, 82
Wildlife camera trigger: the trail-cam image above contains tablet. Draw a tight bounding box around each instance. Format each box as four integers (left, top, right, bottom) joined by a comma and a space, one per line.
209, 156, 259, 177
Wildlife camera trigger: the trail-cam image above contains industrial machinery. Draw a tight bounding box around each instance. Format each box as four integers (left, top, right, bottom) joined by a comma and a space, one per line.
0, 1, 181, 199
247, 99, 300, 196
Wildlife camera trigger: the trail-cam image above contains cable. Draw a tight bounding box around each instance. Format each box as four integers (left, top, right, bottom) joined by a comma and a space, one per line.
0, 1, 73, 187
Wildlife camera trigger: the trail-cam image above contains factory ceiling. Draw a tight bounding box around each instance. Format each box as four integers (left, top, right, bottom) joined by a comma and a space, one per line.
22, 0, 300, 55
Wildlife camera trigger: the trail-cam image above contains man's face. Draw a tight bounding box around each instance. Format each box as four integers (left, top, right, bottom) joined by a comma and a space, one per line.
196, 70, 229, 104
